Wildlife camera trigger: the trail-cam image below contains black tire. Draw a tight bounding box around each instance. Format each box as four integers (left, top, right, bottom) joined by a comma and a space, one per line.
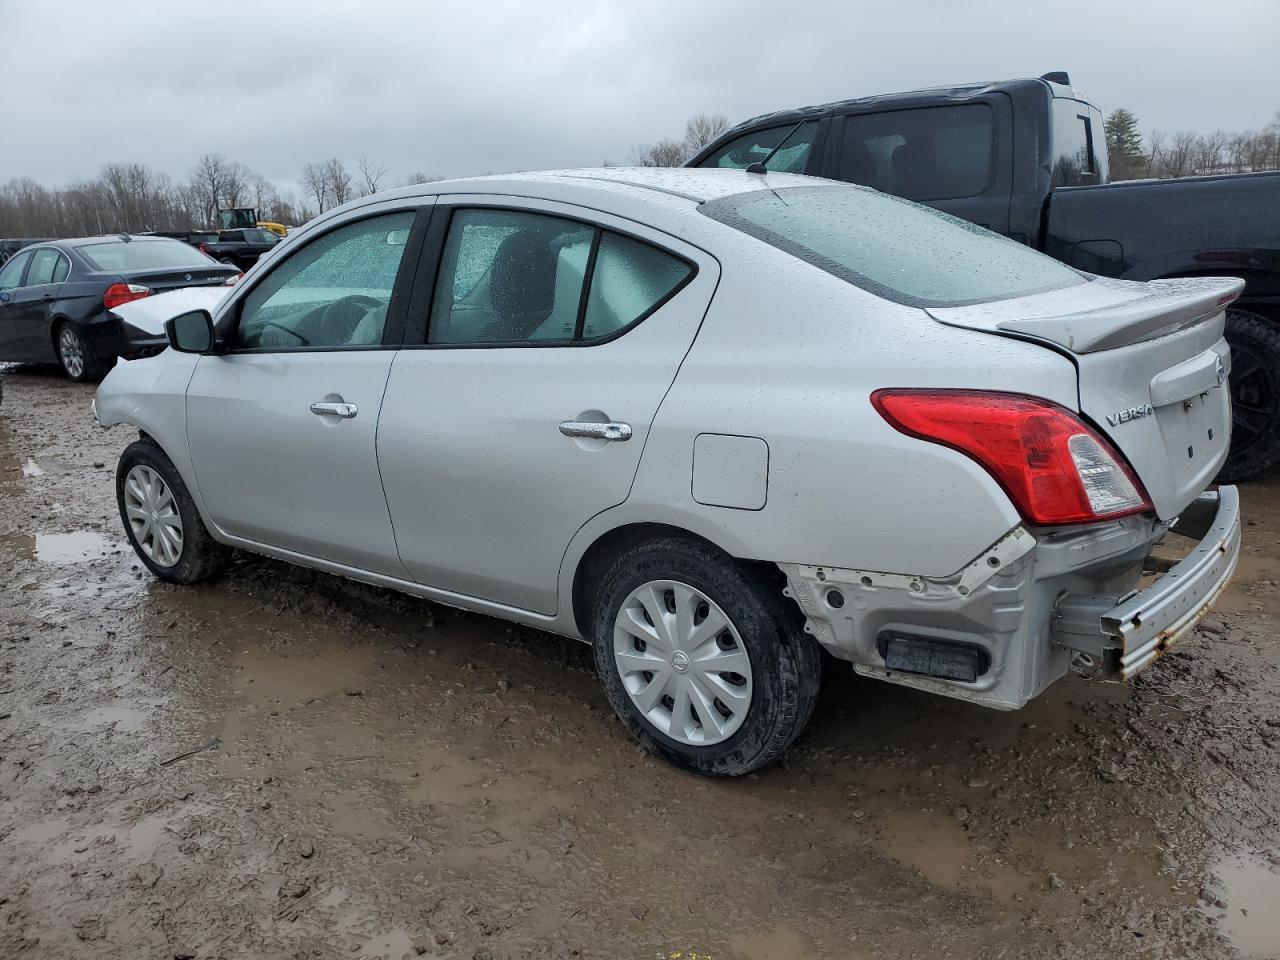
55, 321, 114, 382
590, 537, 821, 777
1219, 308, 1280, 483
116, 438, 232, 584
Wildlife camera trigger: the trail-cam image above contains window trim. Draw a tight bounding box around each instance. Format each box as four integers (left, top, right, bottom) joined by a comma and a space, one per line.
403, 203, 698, 351
219, 206, 431, 355
837, 102, 999, 202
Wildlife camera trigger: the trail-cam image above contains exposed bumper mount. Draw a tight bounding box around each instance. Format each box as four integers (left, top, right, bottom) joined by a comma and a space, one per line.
1052, 487, 1240, 680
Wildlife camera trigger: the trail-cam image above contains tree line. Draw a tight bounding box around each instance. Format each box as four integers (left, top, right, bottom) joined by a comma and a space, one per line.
0, 153, 443, 238
1104, 107, 1280, 180
3, 106, 1277, 239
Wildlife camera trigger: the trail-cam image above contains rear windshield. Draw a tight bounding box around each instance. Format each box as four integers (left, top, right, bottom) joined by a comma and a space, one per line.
77, 239, 213, 272
700, 185, 1086, 307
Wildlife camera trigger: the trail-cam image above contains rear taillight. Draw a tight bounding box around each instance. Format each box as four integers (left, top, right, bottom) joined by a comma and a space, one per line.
103, 282, 152, 310
224, 273, 242, 286
197, 242, 207, 253
871, 389, 1151, 526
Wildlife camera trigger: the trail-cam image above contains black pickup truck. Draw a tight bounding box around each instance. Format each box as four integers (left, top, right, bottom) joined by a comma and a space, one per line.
203, 228, 280, 270
689, 73, 1280, 480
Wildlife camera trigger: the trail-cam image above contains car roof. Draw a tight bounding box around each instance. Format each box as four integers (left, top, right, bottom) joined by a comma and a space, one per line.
305, 167, 827, 241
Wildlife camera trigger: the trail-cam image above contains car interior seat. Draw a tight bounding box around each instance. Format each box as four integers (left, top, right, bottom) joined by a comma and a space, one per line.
480, 230, 558, 341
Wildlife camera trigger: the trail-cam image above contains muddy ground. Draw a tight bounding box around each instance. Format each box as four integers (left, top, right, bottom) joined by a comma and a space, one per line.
0, 366, 1278, 960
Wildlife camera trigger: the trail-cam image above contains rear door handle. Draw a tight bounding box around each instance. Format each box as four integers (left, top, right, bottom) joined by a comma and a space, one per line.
310, 401, 358, 419
559, 420, 632, 442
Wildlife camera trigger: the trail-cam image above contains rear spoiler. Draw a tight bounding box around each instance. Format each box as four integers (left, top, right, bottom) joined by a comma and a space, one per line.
991, 277, 1244, 353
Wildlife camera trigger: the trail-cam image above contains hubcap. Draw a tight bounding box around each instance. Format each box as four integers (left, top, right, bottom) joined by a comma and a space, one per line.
613, 580, 753, 746
59, 327, 84, 378
123, 465, 184, 567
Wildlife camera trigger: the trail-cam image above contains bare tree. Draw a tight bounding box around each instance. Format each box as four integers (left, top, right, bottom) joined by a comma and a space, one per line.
223, 161, 253, 209
356, 155, 389, 196
323, 158, 354, 207
301, 161, 330, 214
683, 112, 729, 154
403, 171, 444, 185
629, 138, 689, 167
190, 153, 231, 227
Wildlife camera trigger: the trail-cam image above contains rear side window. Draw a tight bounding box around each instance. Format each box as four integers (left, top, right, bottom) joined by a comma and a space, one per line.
696, 121, 818, 174
701, 185, 1084, 308
428, 209, 693, 346
26, 248, 63, 285
1051, 98, 1108, 186
838, 104, 994, 201
78, 239, 213, 271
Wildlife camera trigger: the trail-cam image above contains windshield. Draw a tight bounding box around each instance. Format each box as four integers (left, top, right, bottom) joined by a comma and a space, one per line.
77, 239, 214, 272
700, 185, 1086, 307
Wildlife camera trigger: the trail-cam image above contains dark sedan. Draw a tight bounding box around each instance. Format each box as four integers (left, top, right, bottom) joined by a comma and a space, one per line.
0, 236, 238, 380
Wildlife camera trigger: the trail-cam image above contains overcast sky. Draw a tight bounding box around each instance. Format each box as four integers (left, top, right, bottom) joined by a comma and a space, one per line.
2, 0, 1277, 195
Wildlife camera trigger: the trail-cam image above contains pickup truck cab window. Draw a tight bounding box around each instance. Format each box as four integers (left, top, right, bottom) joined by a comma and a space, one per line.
1051, 97, 1108, 186
838, 104, 994, 201
696, 121, 818, 174
235, 211, 415, 350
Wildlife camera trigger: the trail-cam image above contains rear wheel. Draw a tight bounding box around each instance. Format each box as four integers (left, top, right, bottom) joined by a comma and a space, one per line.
116, 438, 231, 584
55, 322, 113, 382
590, 537, 821, 776
1219, 308, 1280, 482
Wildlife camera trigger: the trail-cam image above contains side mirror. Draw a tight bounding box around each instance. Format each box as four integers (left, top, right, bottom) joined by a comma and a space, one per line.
165, 309, 216, 354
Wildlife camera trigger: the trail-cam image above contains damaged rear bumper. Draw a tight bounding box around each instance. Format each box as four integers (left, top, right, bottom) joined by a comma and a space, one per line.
1051, 487, 1240, 680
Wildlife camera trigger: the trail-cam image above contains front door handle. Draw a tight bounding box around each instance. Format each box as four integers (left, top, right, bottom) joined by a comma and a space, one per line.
310, 401, 358, 419
559, 420, 632, 442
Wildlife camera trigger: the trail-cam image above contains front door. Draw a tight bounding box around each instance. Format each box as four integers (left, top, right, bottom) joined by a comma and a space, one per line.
377, 199, 718, 614
0, 250, 33, 358
185, 206, 426, 576
12, 247, 66, 359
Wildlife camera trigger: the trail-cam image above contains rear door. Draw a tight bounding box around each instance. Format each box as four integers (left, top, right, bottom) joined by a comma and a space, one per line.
377, 197, 719, 614
184, 203, 429, 574
824, 97, 1014, 236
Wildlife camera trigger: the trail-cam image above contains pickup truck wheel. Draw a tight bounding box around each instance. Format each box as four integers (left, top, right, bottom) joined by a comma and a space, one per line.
590, 537, 821, 776
1219, 308, 1280, 482
116, 438, 232, 584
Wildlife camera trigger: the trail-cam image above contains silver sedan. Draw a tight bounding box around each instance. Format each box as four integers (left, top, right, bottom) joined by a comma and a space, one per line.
95, 168, 1241, 775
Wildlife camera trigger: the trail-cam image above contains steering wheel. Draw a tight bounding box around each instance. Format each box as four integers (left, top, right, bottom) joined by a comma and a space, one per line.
257, 320, 310, 346
318, 294, 382, 345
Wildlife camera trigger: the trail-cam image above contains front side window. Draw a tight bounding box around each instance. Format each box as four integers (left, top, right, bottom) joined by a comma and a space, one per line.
839, 104, 995, 201
428, 209, 694, 346
78, 239, 213, 271
696, 121, 818, 174
0, 250, 32, 290
235, 211, 415, 350
26, 248, 63, 286
701, 185, 1084, 308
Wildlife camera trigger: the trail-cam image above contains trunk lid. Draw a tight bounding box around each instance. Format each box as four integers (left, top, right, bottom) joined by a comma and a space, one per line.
117, 265, 239, 293
928, 276, 1243, 520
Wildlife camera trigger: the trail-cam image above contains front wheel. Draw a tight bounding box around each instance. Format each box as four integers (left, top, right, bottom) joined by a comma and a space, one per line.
590, 537, 821, 776
116, 439, 232, 584
1219, 308, 1280, 482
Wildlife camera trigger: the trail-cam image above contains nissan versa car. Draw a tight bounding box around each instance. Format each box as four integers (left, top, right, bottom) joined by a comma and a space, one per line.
93, 168, 1241, 776
0, 235, 238, 380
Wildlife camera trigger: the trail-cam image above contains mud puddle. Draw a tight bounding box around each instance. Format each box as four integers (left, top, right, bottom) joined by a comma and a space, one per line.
1202, 852, 1280, 958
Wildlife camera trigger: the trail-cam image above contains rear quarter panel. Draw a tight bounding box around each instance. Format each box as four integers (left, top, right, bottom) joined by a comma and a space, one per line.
606, 246, 1081, 579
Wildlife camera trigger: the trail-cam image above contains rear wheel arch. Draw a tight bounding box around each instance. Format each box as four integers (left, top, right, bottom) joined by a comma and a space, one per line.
570, 522, 753, 639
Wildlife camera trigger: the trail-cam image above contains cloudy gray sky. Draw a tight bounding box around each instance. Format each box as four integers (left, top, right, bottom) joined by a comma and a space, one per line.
2, 0, 1277, 194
